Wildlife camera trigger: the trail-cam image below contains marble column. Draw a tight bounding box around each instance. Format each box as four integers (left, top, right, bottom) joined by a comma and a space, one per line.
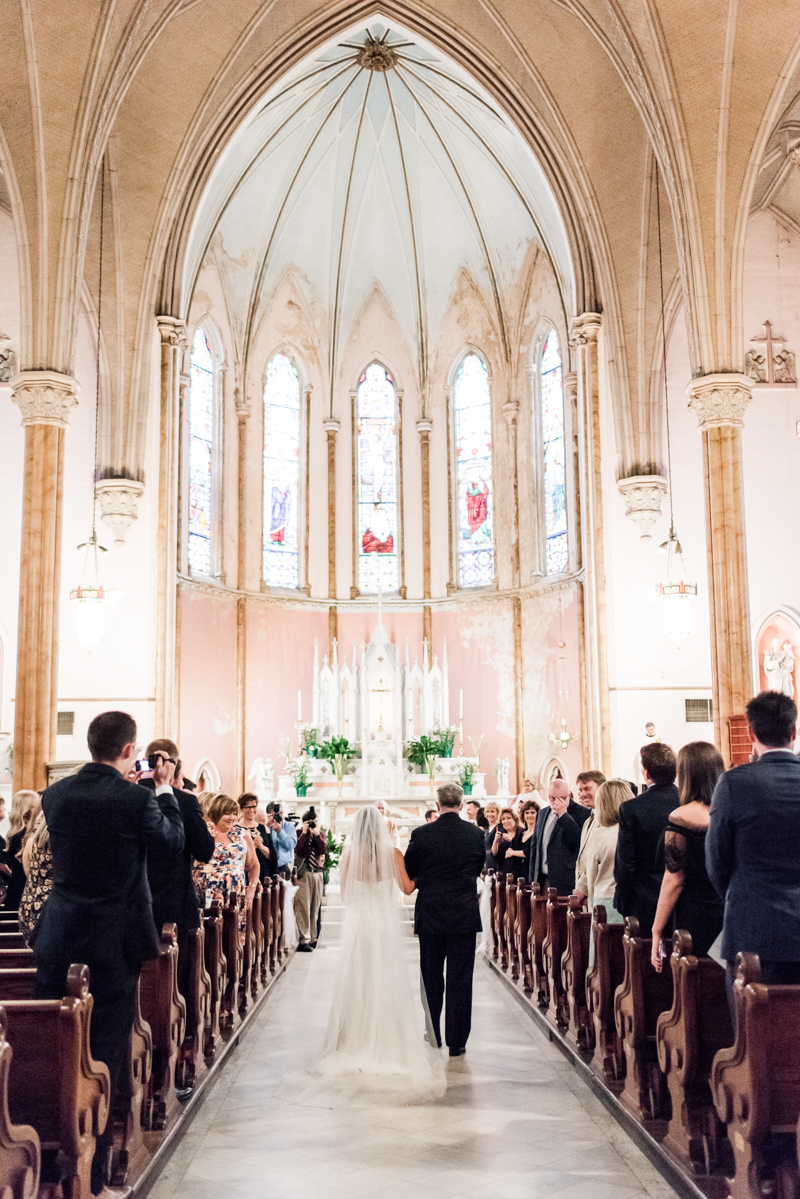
417, 419, 433, 648
687, 374, 753, 760
11, 371, 78, 790
324, 418, 339, 651
502, 397, 520, 588
571, 313, 611, 773
155, 316, 186, 740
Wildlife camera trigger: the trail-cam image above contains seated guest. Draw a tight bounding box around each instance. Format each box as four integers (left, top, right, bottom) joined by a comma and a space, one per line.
707, 691, 800, 997
573, 770, 606, 903
582, 780, 632, 964
651, 741, 724, 971
201, 793, 260, 910
294, 809, 327, 951
483, 801, 501, 869
491, 808, 526, 879
613, 742, 678, 934
528, 778, 591, 894
3, 790, 39, 910
19, 810, 52, 946
519, 800, 538, 874
238, 793, 275, 881
465, 800, 489, 829
33, 711, 183, 1199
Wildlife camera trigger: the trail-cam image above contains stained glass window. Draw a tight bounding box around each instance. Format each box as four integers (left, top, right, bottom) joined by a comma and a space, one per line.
454, 353, 494, 587
541, 330, 568, 574
263, 354, 301, 588
188, 327, 214, 575
357, 363, 398, 593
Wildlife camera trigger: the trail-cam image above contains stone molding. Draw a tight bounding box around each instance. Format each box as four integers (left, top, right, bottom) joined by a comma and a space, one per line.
416, 418, 433, 436
617, 474, 668, 540
323, 418, 340, 437
686, 373, 752, 429
12, 370, 79, 428
569, 312, 602, 347
156, 314, 187, 347
95, 478, 145, 546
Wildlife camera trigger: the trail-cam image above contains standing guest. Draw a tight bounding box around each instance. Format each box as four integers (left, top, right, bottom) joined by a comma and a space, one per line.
376, 799, 400, 847
573, 770, 607, 903
3, 790, 39, 910
32, 711, 184, 1199
528, 779, 591, 894
582, 780, 632, 963
513, 776, 543, 817
465, 800, 489, 830
707, 691, 800, 998
492, 808, 526, 879
651, 741, 725, 971
425, 809, 439, 823
237, 793, 275, 881
202, 794, 259, 910
266, 801, 297, 878
294, 809, 326, 951
613, 742, 678, 935
483, 801, 501, 869
19, 811, 52, 946
519, 800, 538, 875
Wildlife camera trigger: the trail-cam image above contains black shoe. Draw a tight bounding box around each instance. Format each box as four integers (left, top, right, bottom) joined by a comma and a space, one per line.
297, 943, 313, 952
424, 1030, 442, 1049
310, 941, 318, 948
449, 1046, 467, 1057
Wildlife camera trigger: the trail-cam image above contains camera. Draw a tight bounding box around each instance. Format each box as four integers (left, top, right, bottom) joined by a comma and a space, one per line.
305, 806, 318, 829
135, 758, 150, 773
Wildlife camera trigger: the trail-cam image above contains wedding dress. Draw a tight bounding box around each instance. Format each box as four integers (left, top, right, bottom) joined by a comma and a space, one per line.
291, 806, 446, 1108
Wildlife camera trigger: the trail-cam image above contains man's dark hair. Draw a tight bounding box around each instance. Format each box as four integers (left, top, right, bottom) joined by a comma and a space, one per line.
425, 809, 436, 822
87, 711, 137, 763
640, 741, 677, 786
437, 783, 463, 809
576, 770, 606, 786
146, 737, 178, 760
746, 690, 798, 748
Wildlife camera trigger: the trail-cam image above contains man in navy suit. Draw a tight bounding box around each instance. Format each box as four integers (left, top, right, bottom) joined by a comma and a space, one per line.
528, 778, 591, 895
613, 742, 678, 934
707, 690, 800, 999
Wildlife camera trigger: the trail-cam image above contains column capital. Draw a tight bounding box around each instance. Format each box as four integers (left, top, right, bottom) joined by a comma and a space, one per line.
569, 312, 602, 347
686, 373, 752, 430
416, 418, 433, 436
12, 370, 79, 428
95, 478, 145, 546
234, 386, 250, 425
617, 474, 668, 541
323, 418, 340, 438
156, 314, 187, 347
502, 400, 519, 427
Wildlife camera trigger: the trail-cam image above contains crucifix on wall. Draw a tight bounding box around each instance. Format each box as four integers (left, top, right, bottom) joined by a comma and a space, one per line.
745, 321, 797, 386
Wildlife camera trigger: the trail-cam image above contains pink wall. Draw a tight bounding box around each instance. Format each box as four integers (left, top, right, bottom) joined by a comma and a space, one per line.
179, 588, 238, 791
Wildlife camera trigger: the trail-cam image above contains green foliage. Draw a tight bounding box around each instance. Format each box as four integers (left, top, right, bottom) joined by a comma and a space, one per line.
405, 735, 442, 769
435, 726, 457, 754
319, 735, 355, 761
324, 828, 345, 872
457, 759, 476, 785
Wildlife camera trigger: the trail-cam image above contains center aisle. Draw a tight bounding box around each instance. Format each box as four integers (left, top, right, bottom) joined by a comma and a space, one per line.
143, 884, 679, 1199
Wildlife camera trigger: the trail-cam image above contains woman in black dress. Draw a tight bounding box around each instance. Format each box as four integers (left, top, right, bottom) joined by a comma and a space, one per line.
492, 808, 527, 880
651, 741, 725, 969
2, 790, 39, 911
483, 802, 501, 870
519, 800, 538, 878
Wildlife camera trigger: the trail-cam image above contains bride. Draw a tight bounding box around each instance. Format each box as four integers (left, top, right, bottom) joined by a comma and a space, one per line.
295, 804, 446, 1107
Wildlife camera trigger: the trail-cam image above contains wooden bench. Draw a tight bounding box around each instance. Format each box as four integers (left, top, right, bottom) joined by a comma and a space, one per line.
0, 1006, 39, 1199
515, 879, 533, 995
543, 889, 571, 1031
0, 973, 36, 1002
615, 916, 673, 1127
487, 872, 499, 963
562, 896, 593, 1054
247, 884, 264, 1003
176, 925, 210, 1092
139, 924, 186, 1131
585, 905, 627, 1086
270, 880, 282, 972
202, 906, 225, 1063
260, 879, 273, 980
221, 897, 242, 1033
108, 976, 152, 1189
505, 876, 519, 981
711, 953, 800, 1199
3, 963, 110, 1199
0, 937, 25, 952
528, 884, 550, 1009
494, 874, 508, 970
656, 930, 734, 1180
0, 954, 33, 973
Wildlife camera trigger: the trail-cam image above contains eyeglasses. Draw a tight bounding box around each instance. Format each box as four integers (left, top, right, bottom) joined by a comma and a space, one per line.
241, 804, 257, 811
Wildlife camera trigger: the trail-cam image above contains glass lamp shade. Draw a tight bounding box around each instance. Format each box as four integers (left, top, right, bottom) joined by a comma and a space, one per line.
659, 581, 697, 645
71, 586, 105, 648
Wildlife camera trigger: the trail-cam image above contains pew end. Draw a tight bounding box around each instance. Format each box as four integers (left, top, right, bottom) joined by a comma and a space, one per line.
139, 924, 186, 1132
615, 917, 673, 1131
562, 895, 593, 1055
0, 1007, 39, 1199
586, 905, 627, 1087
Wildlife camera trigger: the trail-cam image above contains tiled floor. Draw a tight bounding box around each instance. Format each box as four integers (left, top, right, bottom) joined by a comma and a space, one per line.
144, 891, 680, 1199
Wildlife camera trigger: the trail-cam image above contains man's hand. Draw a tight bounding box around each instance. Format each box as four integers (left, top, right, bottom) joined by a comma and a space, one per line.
551, 795, 570, 818
573, 890, 587, 905
152, 754, 175, 788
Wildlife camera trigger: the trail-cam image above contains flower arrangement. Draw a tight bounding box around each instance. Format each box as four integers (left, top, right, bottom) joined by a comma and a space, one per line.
297, 723, 320, 755
406, 735, 440, 792
319, 735, 355, 794
434, 725, 458, 757
323, 828, 345, 883
278, 736, 313, 795
469, 735, 485, 763
456, 758, 476, 794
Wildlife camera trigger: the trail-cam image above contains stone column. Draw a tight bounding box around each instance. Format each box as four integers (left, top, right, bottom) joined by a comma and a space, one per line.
687, 373, 753, 760
571, 313, 611, 773
234, 387, 250, 590
324, 418, 339, 651
502, 396, 520, 588
11, 371, 78, 790
155, 316, 186, 740
417, 419, 433, 648
235, 387, 250, 794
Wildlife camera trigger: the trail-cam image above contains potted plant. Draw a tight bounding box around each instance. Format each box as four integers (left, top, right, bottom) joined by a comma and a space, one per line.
457, 758, 476, 795
323, 828, 345, 887
434, 725, 457, 758
298, 723, 320, 757
319, 735, 355, 795
279, 736, 314, 796
406, 735, 441, 793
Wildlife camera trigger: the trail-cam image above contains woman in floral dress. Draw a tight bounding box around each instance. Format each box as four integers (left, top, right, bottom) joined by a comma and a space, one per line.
200, 792, 260, 911
19, 811, 53, 945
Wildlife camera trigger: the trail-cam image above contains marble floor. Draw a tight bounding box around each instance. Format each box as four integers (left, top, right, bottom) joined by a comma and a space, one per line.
144, 892, 680, 1199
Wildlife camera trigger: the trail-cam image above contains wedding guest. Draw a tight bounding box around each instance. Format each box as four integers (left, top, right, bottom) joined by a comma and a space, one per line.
237, 792, 275, 881
202, 793, 259, 909
513, 776, 542, 816
707, 691, 800, 998
651, 741, 724, 971
425, 809, 438, 823
573, 770, 606, 903
294, 809, 326, 951
465, 800, 489, 829
3, 790, 39, 910
582, 780, 632, 964
613, 742, 678, 934
492, 808, 526, 879
483, 801, 501, 869
519, 800, 538, 875
528, 779, 591, 894
266, 801, 297, 879
19, 810, 52, 946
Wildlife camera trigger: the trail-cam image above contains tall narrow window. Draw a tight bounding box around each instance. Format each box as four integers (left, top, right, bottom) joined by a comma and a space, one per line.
188, 327, 214, 575
357, 363, 398, 593
263, 353, 301, 588
541, 330, 568, 573
453, 353, 494, 588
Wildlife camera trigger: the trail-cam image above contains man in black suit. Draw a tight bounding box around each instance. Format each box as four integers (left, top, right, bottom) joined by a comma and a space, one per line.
613, 741, 678, 934
33, 711, 184, 1197
404, 783, 485, 1056
139, 738, 215, 997
707, 690, 800, 999
528, 778, 591, 894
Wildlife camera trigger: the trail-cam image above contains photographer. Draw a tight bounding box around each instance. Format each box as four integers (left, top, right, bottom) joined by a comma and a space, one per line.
294, 808, 326, 952
266, 801, 297, 879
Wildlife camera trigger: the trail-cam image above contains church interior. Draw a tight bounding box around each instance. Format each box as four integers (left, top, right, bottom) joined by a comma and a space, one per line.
2, 2, 800, 1198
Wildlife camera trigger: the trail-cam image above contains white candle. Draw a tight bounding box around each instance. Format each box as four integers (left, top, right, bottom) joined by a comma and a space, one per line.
298, 690, 302, 722
459, 689, 463, 720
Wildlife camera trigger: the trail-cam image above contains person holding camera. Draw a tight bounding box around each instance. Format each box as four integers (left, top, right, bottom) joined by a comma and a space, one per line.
265, 801, 297, 879
294, 808, 326, 952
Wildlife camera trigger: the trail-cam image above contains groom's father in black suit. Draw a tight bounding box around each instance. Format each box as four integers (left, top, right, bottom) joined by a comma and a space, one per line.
405, 783, 485, 1057
528, 778, 591, 894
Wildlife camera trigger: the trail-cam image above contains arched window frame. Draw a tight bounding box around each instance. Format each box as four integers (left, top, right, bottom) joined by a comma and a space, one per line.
261, 347, 308, 593
533, 324, 570, 577
185, 321, 225, 581
351, 358, 404, 597
448, 349, 496, 591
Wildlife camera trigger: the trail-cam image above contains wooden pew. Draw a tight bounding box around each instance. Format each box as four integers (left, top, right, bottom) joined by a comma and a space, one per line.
240, 885, 263, 1017
3, 963, 110, 1199
270, 879, 282, 972
109, 978, 152, 1188
656, 930, 734, 1181
543, 889, 571, 1031
260, 879, 273, 979
277, 877, 289, 962
586, 905, 627, 1086
562, 896, 593, 1054
515, 879, 533, 995
614, 917, 673, 1128
0, 1007, 39, 1199
176, 925, 210, 1092
139, 924, 186, 1131
221, 897, 242, 1033
0, 973, 36, 1001
0, 937, 25, 952
528, 884, 550, 1009
504, 876, 519, 981
711, 953, 800, 1199
248, 884, 263, 1002
495, 873, 508, 969
488, 872, 499, 962
202, 906, 225, 1064
0, 954, 33, 973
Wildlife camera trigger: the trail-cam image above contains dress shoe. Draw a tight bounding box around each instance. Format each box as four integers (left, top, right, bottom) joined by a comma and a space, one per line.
94, 1187, 133, 1199
297, 943, 313, 952
310, 940, 318, 948
448, 1046, 466, 1057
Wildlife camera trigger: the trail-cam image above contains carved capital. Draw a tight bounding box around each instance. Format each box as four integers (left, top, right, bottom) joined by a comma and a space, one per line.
156, 314, 187, 348
563, 371, 578, 405
569, 312, 602, 348
95, 478, 145, 546
502, 400, 519, 427
416, 419, 433, 439
12, 370, 79, 428
686, 373, 752, 430
617, 475, 668, 541
323, 418, 340, 440
234, 386, 250, 425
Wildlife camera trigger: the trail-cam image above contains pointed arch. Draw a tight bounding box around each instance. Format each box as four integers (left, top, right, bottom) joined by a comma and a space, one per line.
450, 349, 494, 589
263, 349, 303, 589
534, 325, 568, 575
187, 322, 224, 578
354, 360, 401, 595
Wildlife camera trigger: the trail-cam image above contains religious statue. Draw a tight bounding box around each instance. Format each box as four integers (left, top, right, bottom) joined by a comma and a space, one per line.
743, 348, 767, 383
495, 758, 510, 798
248, 757, 274, 801
464, 476, 489, 537
0, 337, 17, 383
362, 505, 394, 554
764, 637, 795, 698
774, 348, 797, 384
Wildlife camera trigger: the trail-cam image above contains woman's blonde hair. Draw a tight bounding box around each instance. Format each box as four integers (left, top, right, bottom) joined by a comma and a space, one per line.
205, 792, 240, 826
499, 806, 521, 828
29, 810, 50, 854
7, 791, 39, 841
484, 801, 500, 818
20, 796, 43, 851
595, 779, 633, 827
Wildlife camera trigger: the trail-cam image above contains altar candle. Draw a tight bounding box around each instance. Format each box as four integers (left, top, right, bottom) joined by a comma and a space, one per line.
298, 690, 302, 722
459, 689, 463, 720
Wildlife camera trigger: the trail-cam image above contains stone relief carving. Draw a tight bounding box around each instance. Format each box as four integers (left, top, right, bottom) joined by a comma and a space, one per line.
686, 374, 752, 430
95, 478, 145, 545
617, 475, 668, 540
746, 321, 796, 386
0, 335, 17, 382
12, 370, 79, 427
743, 349, 767, 383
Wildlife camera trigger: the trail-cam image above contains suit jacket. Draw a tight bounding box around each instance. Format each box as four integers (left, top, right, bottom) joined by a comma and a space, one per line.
613, 781, 678, 932
404, 811, 485, 936
140, 778, 215, 935
707, 751, 800, 961
33, 762, 184, 972
528, 799, 591, 895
